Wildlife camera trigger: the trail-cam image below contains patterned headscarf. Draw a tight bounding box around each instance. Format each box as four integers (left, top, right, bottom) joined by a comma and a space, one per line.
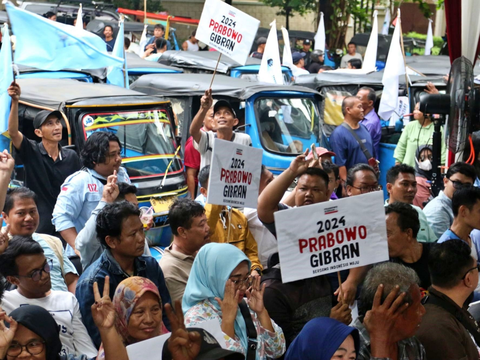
113, 276, 168, 344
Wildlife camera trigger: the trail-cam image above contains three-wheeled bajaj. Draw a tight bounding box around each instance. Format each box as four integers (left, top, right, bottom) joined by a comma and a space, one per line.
131, 73, 327, 175
14, 78, 187, 254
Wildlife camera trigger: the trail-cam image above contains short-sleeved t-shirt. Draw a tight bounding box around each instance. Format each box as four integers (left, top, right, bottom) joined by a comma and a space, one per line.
193, 130, 252, 170
184, 136, 201, 185
390, 242, 432, 290
329, 123, 374, 170
16, 137, 81, 234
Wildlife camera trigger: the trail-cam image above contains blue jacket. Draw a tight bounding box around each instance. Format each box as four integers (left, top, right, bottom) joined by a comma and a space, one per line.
75, 249, 171, 348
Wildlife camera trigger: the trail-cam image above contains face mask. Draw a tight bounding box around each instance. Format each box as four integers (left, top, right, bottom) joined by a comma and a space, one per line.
416, 158, 432, 171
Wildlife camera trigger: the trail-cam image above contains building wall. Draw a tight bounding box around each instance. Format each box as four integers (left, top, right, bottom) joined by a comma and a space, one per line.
161, 0, 317, 42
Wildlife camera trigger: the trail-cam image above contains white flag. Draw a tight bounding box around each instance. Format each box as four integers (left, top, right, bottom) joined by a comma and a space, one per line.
258, 20, 283, 84
424, 19, 433, 56
461, 0, 480, 63
281, 26, 293, 69
382, 8, 390, 35
378, 9, 405, 120
363, 10, 378, 71
75, 4, 83, 29
314, 12, 325, 52
137, 24, 148, 57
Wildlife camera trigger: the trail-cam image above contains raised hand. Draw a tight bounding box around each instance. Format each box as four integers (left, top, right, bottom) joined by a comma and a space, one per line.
215, 280, 239, 339
165, 301, 201, 360
0, 217, 10, 255
7, 82, 20, 102
246, 276, 266, 314
288, 150, 311, 177
0, 311, 17, 359
0, 151, 14, 174
101, 170, 119, 203
92, 276, 116, 330
364, 285, 408, 345
200, 89, 213, 110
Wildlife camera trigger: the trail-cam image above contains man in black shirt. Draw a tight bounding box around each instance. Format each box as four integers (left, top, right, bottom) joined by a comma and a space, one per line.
7, 82, 81, 235
385, 201, 432, 291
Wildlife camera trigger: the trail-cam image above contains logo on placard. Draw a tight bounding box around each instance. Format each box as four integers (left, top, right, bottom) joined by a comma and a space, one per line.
236, 149, 243, 156
83, 116, 94, 127
228, 10, 236, 17
324, 206, 338, 215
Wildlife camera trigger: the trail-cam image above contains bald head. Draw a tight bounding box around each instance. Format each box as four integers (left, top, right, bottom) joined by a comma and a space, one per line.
342, 96, 364, 122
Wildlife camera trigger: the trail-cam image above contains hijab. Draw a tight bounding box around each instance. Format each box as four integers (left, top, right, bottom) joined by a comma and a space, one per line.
113, 276, 168, 344
285, 317, 360, 360
182, 243, 251, 353
10, 304, 62, 360
415, 144, 433, 180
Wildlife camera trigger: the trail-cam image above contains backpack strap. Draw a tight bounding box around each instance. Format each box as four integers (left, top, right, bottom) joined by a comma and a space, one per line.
341, 122, 373, 160
238, 300, 258, 360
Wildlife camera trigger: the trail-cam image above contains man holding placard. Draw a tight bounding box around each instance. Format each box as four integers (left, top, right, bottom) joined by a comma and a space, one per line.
190, 90, 251, 171
258, 152, 387, 305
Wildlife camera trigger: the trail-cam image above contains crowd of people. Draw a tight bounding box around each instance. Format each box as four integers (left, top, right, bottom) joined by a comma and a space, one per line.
2, 43, 480, 360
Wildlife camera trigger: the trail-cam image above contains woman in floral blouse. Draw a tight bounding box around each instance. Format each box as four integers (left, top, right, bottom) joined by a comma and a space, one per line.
182, 243, 286, 359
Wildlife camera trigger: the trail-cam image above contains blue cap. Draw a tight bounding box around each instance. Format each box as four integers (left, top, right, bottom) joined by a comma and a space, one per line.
292, 52, 306, 64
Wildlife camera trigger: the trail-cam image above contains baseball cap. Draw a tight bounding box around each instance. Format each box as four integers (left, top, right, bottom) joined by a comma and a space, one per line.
214, 100, 237, 118
33, 110, 62, 129
162, 328, 244, 360
292, 52, 306, 64
306, 147, 336, 160
304, 39, 311, 45
257, 37, 267, 45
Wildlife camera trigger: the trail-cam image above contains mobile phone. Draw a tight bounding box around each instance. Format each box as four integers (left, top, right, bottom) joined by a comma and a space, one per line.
311, 144, 318, 160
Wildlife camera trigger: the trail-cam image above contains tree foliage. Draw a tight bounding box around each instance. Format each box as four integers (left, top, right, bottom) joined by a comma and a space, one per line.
259, 0, 317, 29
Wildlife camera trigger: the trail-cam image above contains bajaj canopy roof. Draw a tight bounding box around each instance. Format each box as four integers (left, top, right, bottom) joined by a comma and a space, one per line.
130, 73, 321, 99
17, 78, 165, 109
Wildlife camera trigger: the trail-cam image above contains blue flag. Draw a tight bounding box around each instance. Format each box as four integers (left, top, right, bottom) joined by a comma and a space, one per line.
107, 20, 129, 88
6, 3, 123, 70
0, 24, 13, 137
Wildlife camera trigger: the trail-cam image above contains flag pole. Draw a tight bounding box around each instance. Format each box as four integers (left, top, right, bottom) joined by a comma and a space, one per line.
397, 9, 409, 95
144, 0, 147, 23
209, 53, 222, 89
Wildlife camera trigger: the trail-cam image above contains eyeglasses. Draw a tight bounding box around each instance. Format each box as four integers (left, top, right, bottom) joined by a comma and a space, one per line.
351, 185, 382, 194
7, 340, 45, 357
229, 276, 252, 288
16, 259, 52, 282
449, 179, 473, 190
461, 264, 480, 280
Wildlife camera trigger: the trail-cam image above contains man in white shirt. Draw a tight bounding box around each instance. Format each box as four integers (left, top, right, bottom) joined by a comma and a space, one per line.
244, 165, 276, 268
0, 237, 96, 357
340, 41, 363, 68
190, 89, 251, 170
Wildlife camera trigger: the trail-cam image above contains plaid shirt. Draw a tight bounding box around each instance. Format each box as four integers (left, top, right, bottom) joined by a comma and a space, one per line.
353, 318, 426, 360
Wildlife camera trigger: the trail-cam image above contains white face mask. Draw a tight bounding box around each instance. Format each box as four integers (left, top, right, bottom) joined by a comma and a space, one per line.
416, 157, 432, 171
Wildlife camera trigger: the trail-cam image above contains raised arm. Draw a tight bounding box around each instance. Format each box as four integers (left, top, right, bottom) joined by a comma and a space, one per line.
257, 152, 310, 224
189, 89, 212, 144
7, 82, 24, 150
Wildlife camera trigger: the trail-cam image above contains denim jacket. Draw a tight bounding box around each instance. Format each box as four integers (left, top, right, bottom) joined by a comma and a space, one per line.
75, 249, 171, 348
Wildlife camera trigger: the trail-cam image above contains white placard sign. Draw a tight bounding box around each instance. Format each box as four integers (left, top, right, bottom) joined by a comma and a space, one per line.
195, 0, 260, 65
275, 191, 389, 283
126, 319, 227, 360
389, 96, 411, 126
207, 138, 263, 208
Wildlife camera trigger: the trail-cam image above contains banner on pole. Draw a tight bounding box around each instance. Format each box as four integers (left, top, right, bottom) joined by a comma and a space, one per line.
195, 0, 260, 65
206, 139, 263, 208
275, 191, 389, 283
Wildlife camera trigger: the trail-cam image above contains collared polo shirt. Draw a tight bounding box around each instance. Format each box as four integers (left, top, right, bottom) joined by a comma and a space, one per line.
16, 137, 81, 234
159, 244, 195, 304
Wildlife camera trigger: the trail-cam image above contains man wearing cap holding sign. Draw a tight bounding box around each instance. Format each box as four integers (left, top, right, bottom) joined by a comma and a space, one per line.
190, 89, 252, 171
7, 82, 81, 236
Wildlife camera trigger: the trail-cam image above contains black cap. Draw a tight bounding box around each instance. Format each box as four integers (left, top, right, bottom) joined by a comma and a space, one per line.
214, 100, 237, 118
257, 37, 267, 45
162, 328, 244, 360
33, 110, 62, 129
304, 39, 311, 45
